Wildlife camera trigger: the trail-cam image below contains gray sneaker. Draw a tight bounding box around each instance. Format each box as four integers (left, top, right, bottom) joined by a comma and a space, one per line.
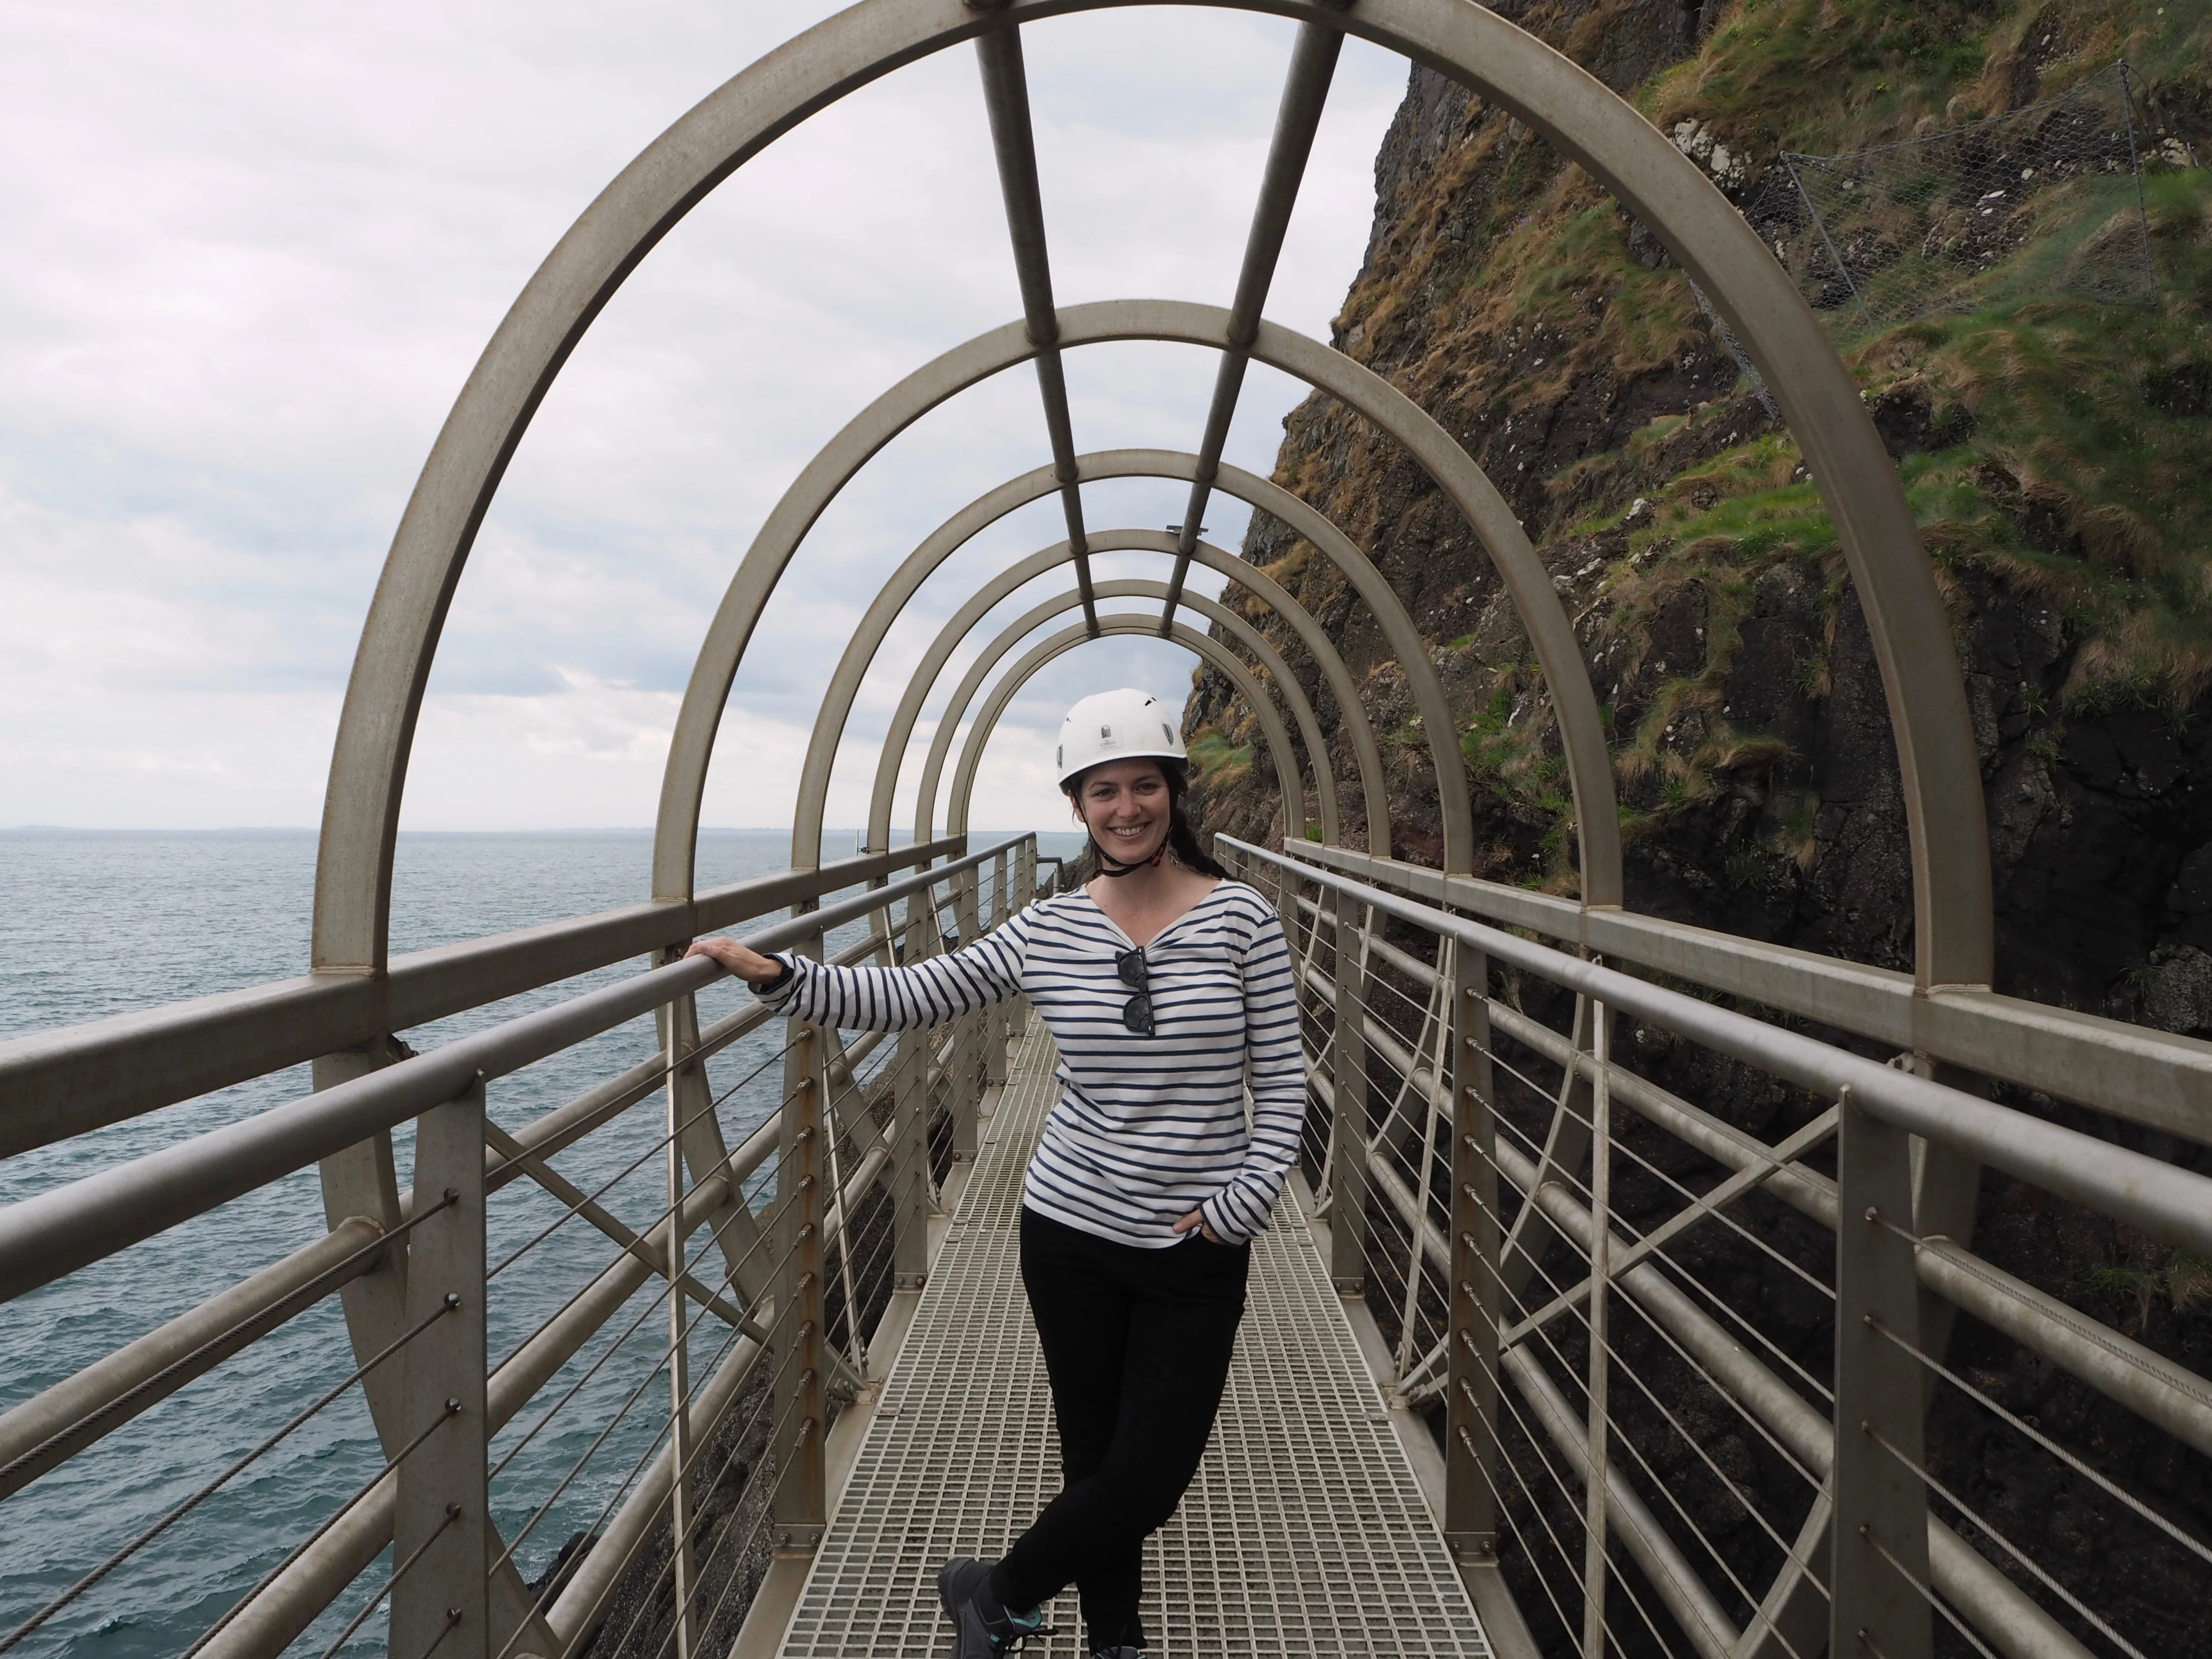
935, 1557, 1051, 1658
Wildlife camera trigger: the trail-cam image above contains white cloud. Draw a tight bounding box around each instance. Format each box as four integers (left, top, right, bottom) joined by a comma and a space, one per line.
1, 2, 1406, 840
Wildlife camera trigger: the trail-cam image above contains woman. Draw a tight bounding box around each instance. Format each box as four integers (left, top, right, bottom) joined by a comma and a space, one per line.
688, 687, 1305, 1659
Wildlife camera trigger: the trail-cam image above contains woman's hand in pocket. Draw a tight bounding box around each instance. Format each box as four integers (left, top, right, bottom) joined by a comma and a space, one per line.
1173, 1209, 1227, 1245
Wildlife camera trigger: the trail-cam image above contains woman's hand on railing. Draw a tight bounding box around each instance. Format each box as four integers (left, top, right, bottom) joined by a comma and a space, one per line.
686, 937, 788, 988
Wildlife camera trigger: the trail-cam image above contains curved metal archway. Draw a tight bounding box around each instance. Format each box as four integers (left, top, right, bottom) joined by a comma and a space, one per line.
668, 300, 1522, 891
906, 579, 1338, 843
940, 615, 1302, 842
313, 0, 1993, 997
802, 524, 1386, 856
948, 609, 1314, 841
304, 6, 2001, 1649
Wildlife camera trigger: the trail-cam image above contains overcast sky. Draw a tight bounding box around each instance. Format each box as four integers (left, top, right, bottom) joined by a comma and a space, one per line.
1, 3, 1409, 838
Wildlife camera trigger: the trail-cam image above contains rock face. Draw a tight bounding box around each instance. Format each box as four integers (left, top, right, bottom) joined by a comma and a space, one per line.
1182, 0, 2212, 1652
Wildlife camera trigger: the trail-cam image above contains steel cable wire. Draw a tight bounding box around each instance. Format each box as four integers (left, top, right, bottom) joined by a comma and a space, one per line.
487, 1037, 799, 1283
492, 1313, 812, 1659
643, 1382, 793, 1656
1855, 1522, 2004, 1659
486, 1195, 791, 1487
495, 1278, 809, 1659
309, 1499, 462, 1659
578, 1347, 815, 1659
1866, 1308, 2212, 1569
488, 1207, 800, 1572
1449, 1398, 1588, 1644
1515, 1068, 1839, 1306
1452, 1221, 1828, 1572
630, 1367, 806, 1659
2, 1281, 461, 1654
1481, 1222, 1791, 1652
0, 1184, 459, 1496
1458, 1357, 1686, 1659
1475, 1078, 1838, 1408
179, 1381, 473, 1659
1452, 1146, 1828, 1498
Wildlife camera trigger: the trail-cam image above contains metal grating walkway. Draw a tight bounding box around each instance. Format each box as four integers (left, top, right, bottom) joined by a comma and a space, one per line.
778, 1009, 1491, 1657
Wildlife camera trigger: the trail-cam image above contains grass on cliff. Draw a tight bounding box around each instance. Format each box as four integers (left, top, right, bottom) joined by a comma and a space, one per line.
1237, 0, 2212, 890
1186, 729, 1256, 789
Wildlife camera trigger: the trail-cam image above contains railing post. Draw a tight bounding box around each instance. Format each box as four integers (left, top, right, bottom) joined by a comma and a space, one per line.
1582, 996, 1612, 1659
666, 1045, 699, 1659
1831, 1088, 1933, 1659
390, 1080, 488, 1659
893, 1017, 931, 1291
953, 865, 984, 1161
987, 851, 1010, 1088
773, 935, 827, 1556
1330, 889, 1370, 1296
1445, 940, 1501, 1569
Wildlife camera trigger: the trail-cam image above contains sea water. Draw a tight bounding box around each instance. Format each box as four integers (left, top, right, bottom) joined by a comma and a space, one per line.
0, 827, 1077, 1656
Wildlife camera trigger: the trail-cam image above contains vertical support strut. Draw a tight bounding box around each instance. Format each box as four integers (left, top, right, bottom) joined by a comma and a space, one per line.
1446, 941, 1500, 1566
987, 849, 1011, 1087
971, 8, 1096, 634
390, 1081, 488, 1659
666, 1051, 698, 1659
1831, 1088, 1933, 1659
894, 1014, 932, 1292
1161, 13, 1346, 631
1329, 889, 1370, 1296
953, 864, 985, 1161
1582, 998, 1612, 1659
774, 931, 828, 1556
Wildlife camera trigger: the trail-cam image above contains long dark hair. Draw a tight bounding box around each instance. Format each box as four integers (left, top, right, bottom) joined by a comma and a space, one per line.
1063, 757, 1229, 883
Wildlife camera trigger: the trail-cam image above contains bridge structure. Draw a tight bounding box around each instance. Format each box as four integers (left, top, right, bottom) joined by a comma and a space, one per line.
3, 4, 2210, 1658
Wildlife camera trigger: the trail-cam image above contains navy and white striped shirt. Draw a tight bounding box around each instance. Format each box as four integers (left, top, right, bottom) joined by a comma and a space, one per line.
757, 880, 1306, 1247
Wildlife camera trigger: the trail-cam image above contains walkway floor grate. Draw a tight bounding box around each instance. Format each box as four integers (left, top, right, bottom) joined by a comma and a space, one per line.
778, 1010, 1490, 1657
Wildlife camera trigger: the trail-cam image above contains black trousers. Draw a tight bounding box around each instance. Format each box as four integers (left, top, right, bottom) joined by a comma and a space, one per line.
996, 1206, 1251, 1649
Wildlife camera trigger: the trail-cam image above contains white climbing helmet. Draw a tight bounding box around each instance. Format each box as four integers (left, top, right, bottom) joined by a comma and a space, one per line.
1055, 688, 1186, 787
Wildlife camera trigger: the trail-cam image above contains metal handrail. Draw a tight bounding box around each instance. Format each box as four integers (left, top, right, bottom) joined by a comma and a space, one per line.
0, 835, 1024, 1304
1232, 833, 2212, 1659
0, 835, 970, 1158
1271, 837, 2212, 1146
1228, 837, 2212, 1257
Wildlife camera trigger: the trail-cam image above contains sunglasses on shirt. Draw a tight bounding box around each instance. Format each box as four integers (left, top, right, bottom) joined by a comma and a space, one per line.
1115, 947, 1153, 1035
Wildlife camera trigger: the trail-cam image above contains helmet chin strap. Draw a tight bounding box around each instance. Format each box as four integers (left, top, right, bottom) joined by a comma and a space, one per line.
1093, 835, 1168, 878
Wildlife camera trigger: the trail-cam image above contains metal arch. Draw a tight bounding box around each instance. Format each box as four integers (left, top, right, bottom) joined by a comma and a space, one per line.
311, 0, 1989, 992
1058, 300, 1615, 895
785, 484, 1388, 865
940, 615, 1304, 846
795, 449, 1402, 870
658, 300, 1497, 907
907, 574, 1340, 843
833, 536, 1363, 853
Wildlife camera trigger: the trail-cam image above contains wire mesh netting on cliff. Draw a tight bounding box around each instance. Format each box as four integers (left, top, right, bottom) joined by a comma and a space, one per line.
1759, 62, 2163, 337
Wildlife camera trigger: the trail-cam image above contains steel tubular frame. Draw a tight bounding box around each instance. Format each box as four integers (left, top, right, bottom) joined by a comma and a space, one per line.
1227, 836, 2211, 1659
938, 614, 1310, 843
1158, 9, 1346, 630
11, 2, 2118, 1652
789, 509, 1394, 863
0, 845, 1031, 1658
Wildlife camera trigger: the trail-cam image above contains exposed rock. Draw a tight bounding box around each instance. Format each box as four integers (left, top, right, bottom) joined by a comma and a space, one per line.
1183, 4, 2212, 1651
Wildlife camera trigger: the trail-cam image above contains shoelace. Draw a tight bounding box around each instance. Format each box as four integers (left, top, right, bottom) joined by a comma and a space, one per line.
997, 1616, 1056, 1654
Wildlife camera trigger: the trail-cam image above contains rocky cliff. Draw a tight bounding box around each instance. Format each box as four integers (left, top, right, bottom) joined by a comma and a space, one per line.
1183, 0, 2212, 1650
